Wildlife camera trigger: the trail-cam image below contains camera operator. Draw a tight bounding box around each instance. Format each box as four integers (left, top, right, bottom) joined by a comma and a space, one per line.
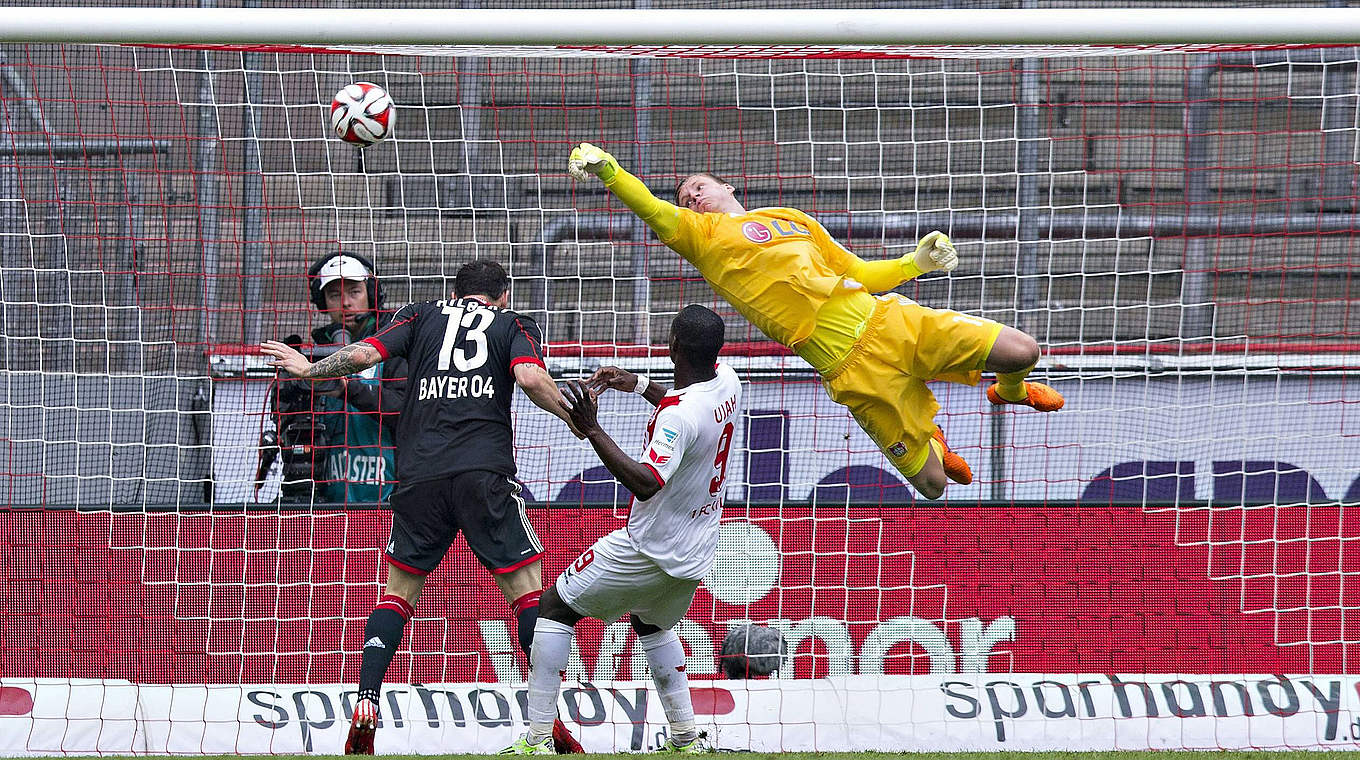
260, 252, 406, 504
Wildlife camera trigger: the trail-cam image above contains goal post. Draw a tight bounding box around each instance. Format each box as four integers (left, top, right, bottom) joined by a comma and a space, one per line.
1, 9, 1358, 755
5, 6, 1360, 45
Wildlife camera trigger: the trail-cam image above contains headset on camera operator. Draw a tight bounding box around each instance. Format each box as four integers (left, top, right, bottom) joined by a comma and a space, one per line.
257, 252, 406, 504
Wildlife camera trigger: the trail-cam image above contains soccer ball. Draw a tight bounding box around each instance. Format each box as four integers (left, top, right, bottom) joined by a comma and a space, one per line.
719, 624, 786, 679
330, 82, 395, 147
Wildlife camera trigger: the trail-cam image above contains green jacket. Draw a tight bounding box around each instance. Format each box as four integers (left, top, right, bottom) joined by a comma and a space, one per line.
312, 315, 404, 504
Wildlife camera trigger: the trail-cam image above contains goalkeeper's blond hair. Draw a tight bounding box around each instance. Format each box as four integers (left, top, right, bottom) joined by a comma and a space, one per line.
674, 172, 734, 205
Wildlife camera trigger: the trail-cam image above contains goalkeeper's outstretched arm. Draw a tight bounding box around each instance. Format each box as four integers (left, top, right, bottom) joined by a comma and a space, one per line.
568, 142, 683, 240
841, 231, 960, 292
566, 141, 958, 290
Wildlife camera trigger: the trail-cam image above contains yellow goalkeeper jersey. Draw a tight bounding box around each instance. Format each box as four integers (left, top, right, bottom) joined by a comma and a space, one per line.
660, 206, 857, 349
599, 165, 918, 368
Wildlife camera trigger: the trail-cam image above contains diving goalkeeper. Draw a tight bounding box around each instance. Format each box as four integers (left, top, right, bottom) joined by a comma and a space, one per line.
567, 143, 1064, 499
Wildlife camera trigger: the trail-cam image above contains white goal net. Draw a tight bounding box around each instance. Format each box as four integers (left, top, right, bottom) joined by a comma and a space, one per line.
1, 8, 1357, 754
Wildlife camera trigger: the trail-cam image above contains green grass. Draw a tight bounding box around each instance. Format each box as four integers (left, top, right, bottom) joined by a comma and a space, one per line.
93, 754, 1360, 760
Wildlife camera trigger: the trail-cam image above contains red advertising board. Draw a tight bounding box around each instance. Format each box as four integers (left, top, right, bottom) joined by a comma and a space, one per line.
4, 503, 1354, 684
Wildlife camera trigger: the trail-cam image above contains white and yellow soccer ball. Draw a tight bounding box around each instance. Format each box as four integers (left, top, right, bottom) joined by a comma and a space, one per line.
330, 82, 395, 147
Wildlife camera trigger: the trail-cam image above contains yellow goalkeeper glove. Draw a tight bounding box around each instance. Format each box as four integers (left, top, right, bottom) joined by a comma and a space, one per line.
908, 230, 959, 274
568, 142, 620, 183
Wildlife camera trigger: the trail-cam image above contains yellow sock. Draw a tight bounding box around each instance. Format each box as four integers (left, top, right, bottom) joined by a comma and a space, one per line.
898, 437, 943, 478
927, 437, 944, 468
993, 364, 1035, 402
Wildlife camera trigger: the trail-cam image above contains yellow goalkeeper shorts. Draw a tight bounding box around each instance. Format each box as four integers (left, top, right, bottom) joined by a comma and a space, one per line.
820, 293, 1003, 478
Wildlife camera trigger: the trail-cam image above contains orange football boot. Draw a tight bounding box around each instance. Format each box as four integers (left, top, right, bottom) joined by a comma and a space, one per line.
986, 381, 1065, 412
934, 428, 973, 486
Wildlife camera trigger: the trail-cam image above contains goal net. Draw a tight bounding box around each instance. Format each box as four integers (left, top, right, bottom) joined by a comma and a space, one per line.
1, 11, 1357, 754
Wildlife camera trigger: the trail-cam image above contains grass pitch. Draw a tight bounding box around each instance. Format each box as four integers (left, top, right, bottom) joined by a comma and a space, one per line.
155, 754, 1360, 759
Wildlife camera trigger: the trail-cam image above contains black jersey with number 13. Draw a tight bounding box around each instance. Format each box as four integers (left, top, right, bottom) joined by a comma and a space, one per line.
362, 297, 545, 484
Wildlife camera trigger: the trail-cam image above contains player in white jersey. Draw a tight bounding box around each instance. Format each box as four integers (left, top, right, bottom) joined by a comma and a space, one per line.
501, 305, 741, 756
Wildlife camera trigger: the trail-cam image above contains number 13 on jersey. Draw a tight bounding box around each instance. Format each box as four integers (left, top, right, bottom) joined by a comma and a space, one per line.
439, 302, 494, 371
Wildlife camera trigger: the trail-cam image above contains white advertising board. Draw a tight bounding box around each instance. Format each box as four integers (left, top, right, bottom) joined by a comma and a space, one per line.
4, 674, 1360, 755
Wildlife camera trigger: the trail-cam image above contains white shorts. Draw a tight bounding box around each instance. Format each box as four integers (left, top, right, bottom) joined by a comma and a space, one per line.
555, 529, 701, 630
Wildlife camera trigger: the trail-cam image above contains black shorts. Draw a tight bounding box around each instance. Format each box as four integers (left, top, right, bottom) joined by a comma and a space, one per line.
385, 471, 543, 576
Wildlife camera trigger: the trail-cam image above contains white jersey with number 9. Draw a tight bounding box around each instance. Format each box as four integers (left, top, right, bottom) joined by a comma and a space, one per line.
626, 363, 743, 580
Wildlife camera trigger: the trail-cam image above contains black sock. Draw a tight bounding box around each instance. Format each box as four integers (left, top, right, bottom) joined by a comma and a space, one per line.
511, 590, 542, 658
358, 594, 414, 702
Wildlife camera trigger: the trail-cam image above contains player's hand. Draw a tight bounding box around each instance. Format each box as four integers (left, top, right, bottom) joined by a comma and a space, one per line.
910, 230, 959, 274
568, 142, 618, 182
260, 340, 314, 377
586, 365, 638, 394
562, 380, 602, 437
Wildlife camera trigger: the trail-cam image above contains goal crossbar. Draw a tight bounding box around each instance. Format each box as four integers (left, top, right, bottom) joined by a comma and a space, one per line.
2, 7, 1360, 48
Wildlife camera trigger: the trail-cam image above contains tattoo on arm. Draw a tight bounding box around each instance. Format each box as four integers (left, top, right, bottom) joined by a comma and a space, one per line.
303, 343, 379, 378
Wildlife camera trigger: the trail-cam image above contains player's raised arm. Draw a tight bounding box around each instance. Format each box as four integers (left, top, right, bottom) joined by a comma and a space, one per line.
513, 362, 584, 439
586, 365, 668, 407
568, 142, 683, 240
261, 339, 382, 379
839, 230, 961, 293
562, 380, 663, 501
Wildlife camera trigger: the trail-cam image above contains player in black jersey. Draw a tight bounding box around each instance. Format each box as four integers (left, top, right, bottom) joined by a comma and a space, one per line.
261, 260, 585, 755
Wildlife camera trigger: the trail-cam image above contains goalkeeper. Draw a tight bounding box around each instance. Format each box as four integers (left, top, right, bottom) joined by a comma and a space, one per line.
567, 143, 1064, 499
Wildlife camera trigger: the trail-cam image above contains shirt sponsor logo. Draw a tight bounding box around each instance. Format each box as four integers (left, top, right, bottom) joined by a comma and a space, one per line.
769, 218, 811, 237
741, 221, 772, 243
647, 425, 679, 465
